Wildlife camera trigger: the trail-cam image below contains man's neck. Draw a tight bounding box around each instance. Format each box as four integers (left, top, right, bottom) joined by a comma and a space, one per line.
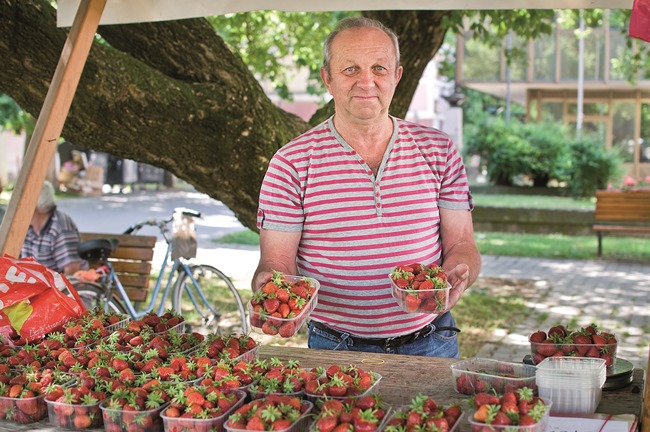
332, 115, 393, 150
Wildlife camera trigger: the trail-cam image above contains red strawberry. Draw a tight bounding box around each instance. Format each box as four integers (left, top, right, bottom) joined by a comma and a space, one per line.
529, 330, 547, 343
535, 340, 558, 357
278, 321, 297, 338
263, 298, 280, 314
404, 293, 421, 312
262, 321, 279, 335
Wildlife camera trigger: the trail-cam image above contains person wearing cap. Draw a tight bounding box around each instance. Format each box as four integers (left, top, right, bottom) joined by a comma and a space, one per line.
20, 181, 88, 275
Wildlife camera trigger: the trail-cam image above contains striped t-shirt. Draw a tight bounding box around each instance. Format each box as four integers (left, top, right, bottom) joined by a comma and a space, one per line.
257, 116, 473, 338
21, 209, 87, 274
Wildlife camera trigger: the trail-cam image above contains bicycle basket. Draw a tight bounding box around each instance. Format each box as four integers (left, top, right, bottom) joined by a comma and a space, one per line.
171, 212, 197, 260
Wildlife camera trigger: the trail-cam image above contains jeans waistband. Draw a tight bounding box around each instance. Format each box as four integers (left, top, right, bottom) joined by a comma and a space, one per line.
311, 319, 460, 350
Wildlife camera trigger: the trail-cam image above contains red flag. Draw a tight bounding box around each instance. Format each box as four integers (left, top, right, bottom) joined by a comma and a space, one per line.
629, 0, 650, 42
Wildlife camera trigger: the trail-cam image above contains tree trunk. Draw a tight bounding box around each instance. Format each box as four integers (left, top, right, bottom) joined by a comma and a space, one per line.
0, 1, 449, 230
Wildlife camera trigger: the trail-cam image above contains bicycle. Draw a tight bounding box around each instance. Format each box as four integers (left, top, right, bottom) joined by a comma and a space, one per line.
71, 207, 248, 335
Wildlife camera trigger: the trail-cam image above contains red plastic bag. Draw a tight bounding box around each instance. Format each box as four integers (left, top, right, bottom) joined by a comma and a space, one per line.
630, 0, 650, 43
0, 255, 85, 345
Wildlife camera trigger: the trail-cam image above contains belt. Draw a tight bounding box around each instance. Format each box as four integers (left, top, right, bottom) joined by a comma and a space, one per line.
311, 320, 460, 350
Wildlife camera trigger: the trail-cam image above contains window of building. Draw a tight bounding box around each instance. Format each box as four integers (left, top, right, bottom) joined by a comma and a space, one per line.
533, 34, 556, 81
642, 103, 650, 163
612, 102, 636, 163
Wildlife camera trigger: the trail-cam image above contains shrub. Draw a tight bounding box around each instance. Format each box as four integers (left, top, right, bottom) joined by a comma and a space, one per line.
561, 134, 624, 198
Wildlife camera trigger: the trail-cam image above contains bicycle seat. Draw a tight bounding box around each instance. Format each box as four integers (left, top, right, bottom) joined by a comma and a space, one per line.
78, 238, 119, 265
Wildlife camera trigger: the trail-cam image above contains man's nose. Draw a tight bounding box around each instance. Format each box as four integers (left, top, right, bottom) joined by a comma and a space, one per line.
356, 69, 376, 87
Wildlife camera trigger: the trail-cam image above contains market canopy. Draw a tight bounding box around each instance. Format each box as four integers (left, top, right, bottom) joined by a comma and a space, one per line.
57, 0, 634, 27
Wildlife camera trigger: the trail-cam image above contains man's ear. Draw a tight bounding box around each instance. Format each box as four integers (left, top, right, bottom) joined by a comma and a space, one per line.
320, 67, 332, 93
395, 65, 403, 85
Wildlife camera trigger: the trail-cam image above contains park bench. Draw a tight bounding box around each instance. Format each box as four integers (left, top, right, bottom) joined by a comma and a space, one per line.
79, 232, 157, 302
593, 190, 650, 256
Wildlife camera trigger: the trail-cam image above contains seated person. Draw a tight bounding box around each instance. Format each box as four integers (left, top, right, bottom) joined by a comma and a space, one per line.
20, 181, 88, 275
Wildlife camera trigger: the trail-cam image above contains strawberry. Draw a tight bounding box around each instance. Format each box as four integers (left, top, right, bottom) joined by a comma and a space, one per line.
262, 321, 279, 335
404, 293, 421, 312
529, 330, 547, 343
263, 298, 280, 314
278, 321, 296, 338
534, 340, 558, 357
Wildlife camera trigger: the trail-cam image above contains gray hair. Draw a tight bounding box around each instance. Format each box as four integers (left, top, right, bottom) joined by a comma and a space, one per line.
323, 16, 400, 75
36, 181, 56, 213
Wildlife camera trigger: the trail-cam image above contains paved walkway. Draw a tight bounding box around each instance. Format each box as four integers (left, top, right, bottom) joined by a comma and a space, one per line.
477, 255, 650, 371
57, 189, 650, 370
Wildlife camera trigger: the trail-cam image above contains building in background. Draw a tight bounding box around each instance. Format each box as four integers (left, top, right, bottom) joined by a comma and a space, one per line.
456, 10, 650, 179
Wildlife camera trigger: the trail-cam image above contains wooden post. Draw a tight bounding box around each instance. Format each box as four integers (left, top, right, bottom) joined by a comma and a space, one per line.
0, 0, 107, 257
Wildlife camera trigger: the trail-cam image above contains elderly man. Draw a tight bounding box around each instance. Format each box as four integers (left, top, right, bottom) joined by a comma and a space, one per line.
252, 17, 481, 357
20, 181, 87, 275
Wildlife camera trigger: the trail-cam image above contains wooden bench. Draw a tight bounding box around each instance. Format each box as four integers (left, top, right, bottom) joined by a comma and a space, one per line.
79, 232, 157, 302
593, 190, 650, 256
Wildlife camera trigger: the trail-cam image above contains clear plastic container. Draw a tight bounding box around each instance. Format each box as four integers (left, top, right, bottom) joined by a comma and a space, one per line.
304, 372, 382, 403
224, 399, 313, 432
467, 399, 552, 432
310, 400, 393, 431
248, 275, 320, 338
450, 357, 537, 395
100, 400, 169, 432
530, 338, 617, 367
161, 390, 246, 432
389, 276, 450, 313
535, 357, 606, 415
384, 406, 463, 432
0, 393, 48, 424
46, 398, 103, 429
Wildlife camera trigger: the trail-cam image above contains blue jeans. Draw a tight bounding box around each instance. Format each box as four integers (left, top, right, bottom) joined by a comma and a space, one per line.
307, 311, 460, 358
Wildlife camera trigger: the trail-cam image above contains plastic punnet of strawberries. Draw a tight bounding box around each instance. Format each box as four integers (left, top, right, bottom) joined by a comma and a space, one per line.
224, 394, 313, 431
249, 270, 319, 338
304, 364, 380, 399
389, 262, 450, 313
0, 367, 75, 424
311, 394, 391, 432
99, 384, 172, 432
45, 369, 108, 429
383, 394, 462, 432
468, 387, 551, 430
529, 323, 618, 367
248, 358, 323, 399
161, 386, 246, 430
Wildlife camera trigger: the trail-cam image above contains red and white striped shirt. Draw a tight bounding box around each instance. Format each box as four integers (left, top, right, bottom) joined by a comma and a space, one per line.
257, 116, 473, 338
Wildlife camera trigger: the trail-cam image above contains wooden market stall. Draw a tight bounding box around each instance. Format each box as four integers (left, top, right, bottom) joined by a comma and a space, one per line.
0, 0, 646, 429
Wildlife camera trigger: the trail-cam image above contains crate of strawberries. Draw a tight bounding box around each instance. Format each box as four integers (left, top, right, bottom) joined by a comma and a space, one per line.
389, 262, 450, 313
248, 271, 320, 338
529, 323, 618, 367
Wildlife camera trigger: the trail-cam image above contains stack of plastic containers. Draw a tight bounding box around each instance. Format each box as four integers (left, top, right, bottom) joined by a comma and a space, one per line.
535, 357, 607, 415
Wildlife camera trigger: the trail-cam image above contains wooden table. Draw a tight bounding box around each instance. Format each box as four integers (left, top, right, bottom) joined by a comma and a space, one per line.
5, 346, 645, 431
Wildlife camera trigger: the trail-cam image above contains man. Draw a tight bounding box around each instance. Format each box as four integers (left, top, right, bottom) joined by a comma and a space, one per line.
21, 181, 88, 275
253, 17, 481, 357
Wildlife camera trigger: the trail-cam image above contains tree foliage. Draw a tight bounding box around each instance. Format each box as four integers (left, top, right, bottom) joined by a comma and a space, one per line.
0, 1, 642, 230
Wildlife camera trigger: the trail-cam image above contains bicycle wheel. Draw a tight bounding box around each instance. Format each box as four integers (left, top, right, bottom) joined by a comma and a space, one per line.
71, 281, 128, 315
172, 264, 248, 335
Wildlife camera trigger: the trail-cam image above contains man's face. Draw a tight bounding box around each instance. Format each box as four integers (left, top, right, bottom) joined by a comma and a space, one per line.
321, 27, 402, 124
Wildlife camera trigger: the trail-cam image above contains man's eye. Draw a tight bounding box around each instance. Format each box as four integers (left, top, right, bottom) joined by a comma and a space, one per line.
343, 67, 356, 73
374, 65, 388, 72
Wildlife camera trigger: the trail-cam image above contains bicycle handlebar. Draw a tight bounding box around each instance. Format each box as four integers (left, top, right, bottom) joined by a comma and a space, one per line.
123, 208, 201, 235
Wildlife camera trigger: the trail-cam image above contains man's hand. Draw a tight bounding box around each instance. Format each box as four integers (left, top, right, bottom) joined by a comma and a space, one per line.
252, 270, 273, 292
445, 263, 470, 311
